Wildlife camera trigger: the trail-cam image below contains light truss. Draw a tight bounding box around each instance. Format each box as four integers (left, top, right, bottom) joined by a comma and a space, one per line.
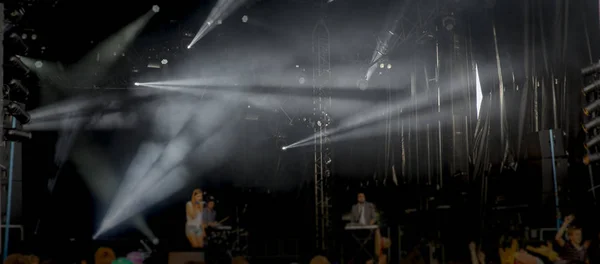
391, 0, 445, 48
312, 19, 332, 251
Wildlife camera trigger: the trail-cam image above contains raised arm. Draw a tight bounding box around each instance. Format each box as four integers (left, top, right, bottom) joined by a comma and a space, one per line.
555, 215, 574, 247
469, 242, 479, 264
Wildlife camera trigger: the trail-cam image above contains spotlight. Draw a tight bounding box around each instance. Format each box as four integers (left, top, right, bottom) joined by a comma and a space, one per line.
8, 79, 29, 96
299, 77, 306, 85
379, 63, 385, 69
31, 34, 37, 40
9, 33, 28, 52
4, 129, 32, 142
6, 102, 30, 124
387, 63, 392, 69
152, 5, 160, 13
582, 117, 600, 133
443, 16, 456, 31
152, 238, 159, 245
583, 80, 600, 95
134, 82, 140, 86
357, 79, 368, 90
584, 152, 600, 165
10, 56, 30, 74
187, 45, 192, 49
584, 100, 600, 116
21, 33, 27, 40
584, 134, 600, 149
161, 59, 168, 65
582, 62, 600, 76
281, 146, 287, 151
34, 61, 43, 68
242, 15, 248, 23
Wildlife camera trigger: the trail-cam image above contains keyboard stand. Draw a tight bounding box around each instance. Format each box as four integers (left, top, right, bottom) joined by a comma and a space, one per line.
344, 225, 377, 262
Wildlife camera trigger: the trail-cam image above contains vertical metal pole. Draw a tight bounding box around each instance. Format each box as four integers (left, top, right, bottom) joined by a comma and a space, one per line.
584, 11, 594, 64
492, 21, 505, 145
436, 39, 443, 188
411, 70, 419, 183
0, 3, 4, 257
398, 227, 403, 264
424, 66, 432, 185
549, 130, 560, 229
551, 74, 558, 129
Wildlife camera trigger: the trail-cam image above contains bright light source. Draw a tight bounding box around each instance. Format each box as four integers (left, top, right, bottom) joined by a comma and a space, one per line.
187, 45, 192, 49
299, 77, 306, 85
295, 65, 300, 68
242, 15, 248, 23
357, 79, 368, 90
152, 5, 160, 13
379, 63, 384, 69
34, 61, 43, 68
152, 238, 159, 245
217, 20, 222, 25
281, 146, 287, 150
134, 82, 140, 86
21, 33, 27, 40
161, 59, 168, 65
387, 63, 392, 69
31, 34, 37, 40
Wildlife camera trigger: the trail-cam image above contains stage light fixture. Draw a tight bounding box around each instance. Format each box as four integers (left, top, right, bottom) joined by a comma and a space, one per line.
6, 102, 30, 124
152, 5, 160, 13
31, 34, 37, 40
134, 82, 140, 86
582, 62, 600, 76
584, 134, 600, 149
357, 79, 368, 90
10, 56, 30, 74
583, 80, 600, 95
34, 61, 43, 68
582, 116, 600, 133
281, 146, 287, 151
21, 33, 27, 40
3, 129, 32, 142
8, 79, 29, 96
584, 100, 600, 116
443, 16, 455, 31
161, 59, 168, 65
9, 33, 28, 52
584, 153, 600, 165
299, 77, 306, 85
379, 63, 384, 69
387, 63, 392, 69
242, 15, 248, 23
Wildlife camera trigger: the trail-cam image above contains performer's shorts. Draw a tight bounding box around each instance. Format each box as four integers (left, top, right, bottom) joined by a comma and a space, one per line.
186, 225, 203, 236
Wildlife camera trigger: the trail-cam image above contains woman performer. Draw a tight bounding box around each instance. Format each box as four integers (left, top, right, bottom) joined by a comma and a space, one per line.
186, 189, 205, 248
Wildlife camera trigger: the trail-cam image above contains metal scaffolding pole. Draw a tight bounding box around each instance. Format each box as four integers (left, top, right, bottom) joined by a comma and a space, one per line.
312, 19, 332, 251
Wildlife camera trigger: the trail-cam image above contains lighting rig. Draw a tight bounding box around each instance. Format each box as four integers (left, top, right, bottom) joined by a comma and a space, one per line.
581, 61, 600, 199
0, 2, 33, 256
4, 31, 33, 142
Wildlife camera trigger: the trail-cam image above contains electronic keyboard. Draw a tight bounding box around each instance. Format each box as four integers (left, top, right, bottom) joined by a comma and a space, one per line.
344, 224, 378, 230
